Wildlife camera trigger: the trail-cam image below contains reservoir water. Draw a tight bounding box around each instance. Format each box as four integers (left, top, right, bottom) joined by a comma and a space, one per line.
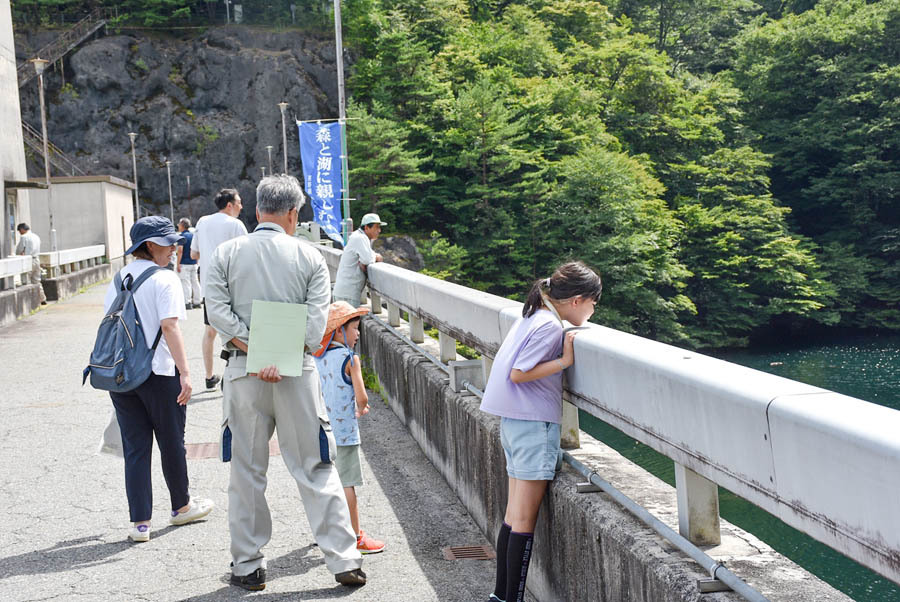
580, 333, 900, 601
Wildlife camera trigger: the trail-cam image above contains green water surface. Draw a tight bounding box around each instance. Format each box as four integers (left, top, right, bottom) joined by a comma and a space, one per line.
579, 333, 900, 601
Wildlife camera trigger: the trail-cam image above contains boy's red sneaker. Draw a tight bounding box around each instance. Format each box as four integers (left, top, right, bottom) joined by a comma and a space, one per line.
356, 530, 385, 554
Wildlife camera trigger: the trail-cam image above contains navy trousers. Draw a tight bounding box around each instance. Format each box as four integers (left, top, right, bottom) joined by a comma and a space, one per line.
110, 371, 190, 522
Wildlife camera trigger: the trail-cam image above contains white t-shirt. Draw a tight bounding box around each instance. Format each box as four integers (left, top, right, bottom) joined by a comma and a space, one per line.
193, 212, 247, 296
332, 229, 376, 302
103, 260, 186, 377
15, 231, 41, 256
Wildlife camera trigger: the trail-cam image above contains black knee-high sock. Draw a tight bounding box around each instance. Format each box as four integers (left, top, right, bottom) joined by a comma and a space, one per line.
506, 530, 534, 602
492, 522, 511, 599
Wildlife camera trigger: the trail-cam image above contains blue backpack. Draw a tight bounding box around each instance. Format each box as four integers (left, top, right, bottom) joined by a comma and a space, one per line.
83, 266, 163, 392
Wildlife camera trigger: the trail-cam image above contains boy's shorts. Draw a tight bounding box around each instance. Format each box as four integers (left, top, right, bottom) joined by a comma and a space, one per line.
500, 418, 562, 481
335, 444, 364, 487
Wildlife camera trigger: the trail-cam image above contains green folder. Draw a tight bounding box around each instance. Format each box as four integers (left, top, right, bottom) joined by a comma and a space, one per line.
246, 300, 308, 377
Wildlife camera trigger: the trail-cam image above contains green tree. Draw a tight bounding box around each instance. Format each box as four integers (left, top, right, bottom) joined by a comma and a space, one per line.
550, 145, 694, 344
346, 101, 435, 228
730, 0, 900, 328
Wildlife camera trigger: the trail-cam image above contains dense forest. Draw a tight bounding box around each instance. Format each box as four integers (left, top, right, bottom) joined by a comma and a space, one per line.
12, 0, 900, 349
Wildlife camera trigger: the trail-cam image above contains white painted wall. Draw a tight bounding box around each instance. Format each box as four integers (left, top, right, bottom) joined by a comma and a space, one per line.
27, 176, 134, 268
0, 0, 32, 258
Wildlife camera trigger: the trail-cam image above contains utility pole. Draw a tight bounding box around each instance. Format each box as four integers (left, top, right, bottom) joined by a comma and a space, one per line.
278, 102, 289, 174
223, 0, 231, 23
128, 132, 139, 220
261, 166, 266, 178
266, 145, 274, 174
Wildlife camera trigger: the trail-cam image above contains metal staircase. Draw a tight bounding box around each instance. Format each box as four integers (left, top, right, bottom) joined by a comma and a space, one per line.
22, 120, 85, 176
16, 8, 113, 88
17, 8, 115, 176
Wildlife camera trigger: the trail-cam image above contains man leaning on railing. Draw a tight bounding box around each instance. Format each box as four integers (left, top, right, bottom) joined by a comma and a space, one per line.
15, 223, 46, 305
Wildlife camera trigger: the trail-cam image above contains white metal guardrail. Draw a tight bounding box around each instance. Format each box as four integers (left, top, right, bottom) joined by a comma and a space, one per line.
0, 256, 35, 291
40, 244, 106, 278
304, 240, 900, 586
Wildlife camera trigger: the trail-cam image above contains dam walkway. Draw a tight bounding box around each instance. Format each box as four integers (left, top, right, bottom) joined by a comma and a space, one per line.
0, 282, 494, 602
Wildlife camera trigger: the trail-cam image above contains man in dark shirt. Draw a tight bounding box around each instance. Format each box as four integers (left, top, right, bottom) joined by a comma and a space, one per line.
175, 218, 201, 309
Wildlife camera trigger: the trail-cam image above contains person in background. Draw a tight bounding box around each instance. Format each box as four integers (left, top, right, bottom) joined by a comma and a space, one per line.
105, 216, 214, 543
16, 223, 46, 305
192, 189, 247, 390
205, 175, 366, 591
176, 218, 201, 310
314, 301, 386, 555
331, 213, 384, 306
479, 261, 602, 602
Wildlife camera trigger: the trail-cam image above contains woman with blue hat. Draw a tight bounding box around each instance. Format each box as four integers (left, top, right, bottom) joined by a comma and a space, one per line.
104, 216, 214, 542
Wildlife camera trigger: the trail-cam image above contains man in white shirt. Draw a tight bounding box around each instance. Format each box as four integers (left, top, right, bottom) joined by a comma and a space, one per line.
16, 223, 46, 305
191, 189, 248, 389
331, 213, 385, 306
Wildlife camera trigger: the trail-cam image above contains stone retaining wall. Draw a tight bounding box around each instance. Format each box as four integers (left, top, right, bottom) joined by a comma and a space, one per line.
359, 315, 849, 602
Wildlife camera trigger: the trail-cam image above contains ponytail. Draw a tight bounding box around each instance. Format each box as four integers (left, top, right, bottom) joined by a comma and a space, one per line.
522, 278, 550, 318
522, 262, 602, 318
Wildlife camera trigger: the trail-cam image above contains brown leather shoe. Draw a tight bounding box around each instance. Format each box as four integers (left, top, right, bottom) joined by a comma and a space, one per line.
335, 568, 367, 586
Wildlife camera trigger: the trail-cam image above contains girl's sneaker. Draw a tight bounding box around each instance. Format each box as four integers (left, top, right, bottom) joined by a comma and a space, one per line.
356, 530, 385, 554
129, 523, 150, 543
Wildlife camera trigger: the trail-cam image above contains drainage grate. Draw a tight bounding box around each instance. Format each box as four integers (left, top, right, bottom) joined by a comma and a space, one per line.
442, 545, 495, 561
185, 439, 281, 459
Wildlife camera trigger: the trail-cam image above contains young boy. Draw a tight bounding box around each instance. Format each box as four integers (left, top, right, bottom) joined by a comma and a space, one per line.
314, 301, 386, 554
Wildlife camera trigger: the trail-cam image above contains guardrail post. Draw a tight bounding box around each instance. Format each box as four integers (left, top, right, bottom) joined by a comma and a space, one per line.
675, 463, 721, 545
560, 401, 581, 449
438, 331, 456, 363
481, 355, 493, 384
387, 301, 401, 327
409, 314, 424, 343
369, 289, 382, 314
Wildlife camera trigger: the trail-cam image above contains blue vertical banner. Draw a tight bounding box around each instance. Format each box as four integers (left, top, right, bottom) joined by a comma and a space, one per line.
298, 121, 343, 243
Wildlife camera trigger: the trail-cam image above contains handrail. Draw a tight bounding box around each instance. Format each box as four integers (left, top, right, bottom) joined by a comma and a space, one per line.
302, 240, 900, 586
17, 8, 111, 88
0, 256, 33, 279
39, 245, 106, 278
22, 120, 86, 176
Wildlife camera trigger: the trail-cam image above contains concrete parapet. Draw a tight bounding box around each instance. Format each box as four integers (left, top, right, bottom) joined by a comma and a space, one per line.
360, 315, 850, 602
0, 283, 42, 329
42, 263, 109, 301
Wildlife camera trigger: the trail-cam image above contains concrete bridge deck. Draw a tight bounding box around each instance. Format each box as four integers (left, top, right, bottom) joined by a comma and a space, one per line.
0, 283, 494, 602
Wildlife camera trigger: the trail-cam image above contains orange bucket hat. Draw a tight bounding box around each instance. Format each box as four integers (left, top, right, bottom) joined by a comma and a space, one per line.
313, 301, 371, 357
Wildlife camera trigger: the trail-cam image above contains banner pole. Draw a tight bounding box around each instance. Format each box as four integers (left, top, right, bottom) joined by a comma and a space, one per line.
334, 0, 351, 245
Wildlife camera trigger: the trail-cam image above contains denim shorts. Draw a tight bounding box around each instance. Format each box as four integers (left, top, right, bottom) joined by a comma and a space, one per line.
500, 418, 562, 481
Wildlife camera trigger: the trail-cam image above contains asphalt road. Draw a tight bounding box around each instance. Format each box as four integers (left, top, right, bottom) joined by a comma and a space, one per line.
0, 281, 494, 601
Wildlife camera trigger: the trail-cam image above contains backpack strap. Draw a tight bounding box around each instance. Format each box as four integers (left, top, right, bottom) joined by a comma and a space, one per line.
128, 265, 164, 292
127, 265, 166, 350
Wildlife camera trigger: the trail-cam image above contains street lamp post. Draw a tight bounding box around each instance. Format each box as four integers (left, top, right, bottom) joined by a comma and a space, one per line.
278, 102, 289, 174
224, 0, 231, 23
166, 160, 174, 223
265, 145, 273, 174
128, 132, 139, 219
261, 166, 266, 178
186, 175, 192, 221
31, 57, 56, 250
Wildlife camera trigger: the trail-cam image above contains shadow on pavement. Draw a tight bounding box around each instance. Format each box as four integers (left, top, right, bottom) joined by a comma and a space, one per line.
0, 535, 132, 579
179, 546, 355, 602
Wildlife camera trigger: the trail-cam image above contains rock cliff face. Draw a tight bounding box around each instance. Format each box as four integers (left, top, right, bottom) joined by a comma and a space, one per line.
16, 26, 339, 224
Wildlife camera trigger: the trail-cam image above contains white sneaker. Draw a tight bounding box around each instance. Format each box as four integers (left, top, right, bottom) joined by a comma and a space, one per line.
129, 523, 150, 542
170, 497, 214, 526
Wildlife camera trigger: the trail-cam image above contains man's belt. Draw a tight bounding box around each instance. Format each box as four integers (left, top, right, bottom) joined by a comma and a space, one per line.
220, 349, 247, 361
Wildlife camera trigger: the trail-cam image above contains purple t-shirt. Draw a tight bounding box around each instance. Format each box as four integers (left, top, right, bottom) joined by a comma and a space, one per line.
480, 309, 564, 423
